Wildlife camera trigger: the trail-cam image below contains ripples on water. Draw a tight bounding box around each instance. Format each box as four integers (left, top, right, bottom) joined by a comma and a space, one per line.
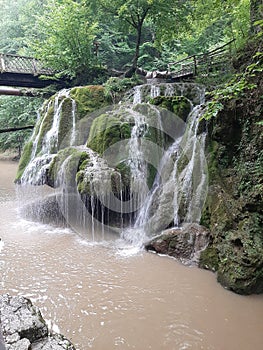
0, 160, 263, 350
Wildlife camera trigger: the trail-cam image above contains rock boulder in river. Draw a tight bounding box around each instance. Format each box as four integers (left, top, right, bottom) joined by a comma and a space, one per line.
145, 223, 210, 265
0, 294, 75, 350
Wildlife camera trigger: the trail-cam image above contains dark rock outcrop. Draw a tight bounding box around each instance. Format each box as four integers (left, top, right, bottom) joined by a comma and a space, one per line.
200, 48, 263, 294
145, 223, 210, 265
0, 294, 75, 350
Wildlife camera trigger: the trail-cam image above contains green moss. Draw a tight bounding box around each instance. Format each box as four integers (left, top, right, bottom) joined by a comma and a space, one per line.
76, 157, 124, 197
147, 164, 157, 189
150, 96, 191, 122
202, 68, 263, 294
36, 104, 55, 154
48, 147, 89, 188
207, 140, 220, 181
87, 112, 132, 155
116, 162, 131, 189
104, 76, 144, 103
57, 98, 75, 148
15, 141, 33, 182
177, 153, 189, 174
199, 246, 219, 271
76, 170, 87, 194
217, 218, 263, 294
70, 85, 109, 120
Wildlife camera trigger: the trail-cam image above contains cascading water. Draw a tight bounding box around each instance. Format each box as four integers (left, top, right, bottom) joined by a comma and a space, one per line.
135, 103, 208, 236
121, 84, 208, 246
20, 90, 77, 185
126, 108, 149, 215
18, 82, 208, 248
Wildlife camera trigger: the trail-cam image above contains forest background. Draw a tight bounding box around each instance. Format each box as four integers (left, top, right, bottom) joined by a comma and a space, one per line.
0, 0, 261, 156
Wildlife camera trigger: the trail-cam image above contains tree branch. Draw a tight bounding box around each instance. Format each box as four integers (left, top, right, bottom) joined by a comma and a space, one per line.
0, 126, 34, 134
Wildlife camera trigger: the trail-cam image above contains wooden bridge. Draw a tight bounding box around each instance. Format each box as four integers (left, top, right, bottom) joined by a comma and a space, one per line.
0, 53, 57, 88
167, 39, 235, 81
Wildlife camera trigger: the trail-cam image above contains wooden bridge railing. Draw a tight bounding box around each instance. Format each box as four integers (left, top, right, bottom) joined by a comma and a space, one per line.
168, 39, 236, 80
0, 53, 53, 76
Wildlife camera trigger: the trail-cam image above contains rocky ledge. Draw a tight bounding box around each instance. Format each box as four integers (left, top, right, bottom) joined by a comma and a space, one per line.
145, 223, 210, 265
0, 294, 75, 350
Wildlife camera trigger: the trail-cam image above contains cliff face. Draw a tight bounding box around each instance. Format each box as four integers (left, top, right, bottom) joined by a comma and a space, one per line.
200, 46, 263, 294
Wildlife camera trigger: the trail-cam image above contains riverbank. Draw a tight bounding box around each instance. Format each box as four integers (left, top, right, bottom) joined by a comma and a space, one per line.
0, 294, 76, 349
0, 151, 18, 162
0, 159, 263, 349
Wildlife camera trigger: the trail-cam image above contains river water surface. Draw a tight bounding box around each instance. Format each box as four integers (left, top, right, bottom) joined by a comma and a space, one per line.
0, 159, 263, 350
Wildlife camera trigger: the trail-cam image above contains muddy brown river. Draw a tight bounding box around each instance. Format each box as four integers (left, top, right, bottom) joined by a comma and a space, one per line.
0, 159, 263, 349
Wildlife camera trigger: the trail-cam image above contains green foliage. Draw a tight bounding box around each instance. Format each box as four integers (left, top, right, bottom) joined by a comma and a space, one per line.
254, 20, 263, 37
0, 0, 27, 54
30, 0, 98, 81
98, 29, 134, 70
202, 51, 262, 120
15, 141, 33, 181
94, 0, 190, 72
235, 150, 263, 196
104, 76, 143, 102
185, 0, 250, 52
0, 96, 43, 156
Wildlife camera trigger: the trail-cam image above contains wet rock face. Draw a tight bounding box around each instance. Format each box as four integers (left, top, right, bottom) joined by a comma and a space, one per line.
200, 70, 263, 295
0, 294, 75, 350
145, 223, 210, 265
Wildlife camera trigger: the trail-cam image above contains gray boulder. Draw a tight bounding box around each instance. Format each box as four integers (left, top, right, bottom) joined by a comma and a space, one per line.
145, 223, 210, 265
0, 295, 75, 350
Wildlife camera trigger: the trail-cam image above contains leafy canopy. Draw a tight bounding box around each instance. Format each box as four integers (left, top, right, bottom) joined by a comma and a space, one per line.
0, 96, 43, 155
30, 0, 98, 79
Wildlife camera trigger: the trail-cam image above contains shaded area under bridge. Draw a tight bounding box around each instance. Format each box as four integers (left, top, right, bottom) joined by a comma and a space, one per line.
0, 53, 60, 88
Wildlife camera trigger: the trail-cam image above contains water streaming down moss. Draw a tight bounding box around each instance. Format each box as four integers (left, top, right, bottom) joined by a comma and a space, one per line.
16, 80, 263, 294
16, 86, 111, 183
17, 82, 208, 235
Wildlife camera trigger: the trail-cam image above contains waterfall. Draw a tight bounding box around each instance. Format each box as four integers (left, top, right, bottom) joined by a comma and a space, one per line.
70, 100, 77, 146
21, 90, 77, 185
140, 104, 208, 234
126, 108, 149, 214
122, 84, 208, 245
127, 83, 205, 106
133, 86, 143, 104
19, 82, 208, 247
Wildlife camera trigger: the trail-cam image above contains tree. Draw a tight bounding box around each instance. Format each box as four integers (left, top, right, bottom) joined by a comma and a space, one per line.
94, 0, 190, 76
250, 0, 263, 33
185, 0, 250, 51
0, 0, 27, 53
0, 96, 43, 157
30, 0, 99, 81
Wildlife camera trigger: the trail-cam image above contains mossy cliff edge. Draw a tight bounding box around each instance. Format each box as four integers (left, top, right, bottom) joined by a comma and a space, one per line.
199, 48, 263, 294
16, 83, 189, 227
16, 85, 109, 182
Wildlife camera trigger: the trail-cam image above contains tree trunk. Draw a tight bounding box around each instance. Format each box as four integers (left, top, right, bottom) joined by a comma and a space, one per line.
0, 88, 35, 97
0, 126, 34, 134
125, 22, 143, 77
0, 87, 54, 98
250, 0, 263, 33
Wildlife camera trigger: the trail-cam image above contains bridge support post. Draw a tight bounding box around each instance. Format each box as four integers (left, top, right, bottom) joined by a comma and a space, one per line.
193, 56, 197, 76
0, 54, 5, 73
